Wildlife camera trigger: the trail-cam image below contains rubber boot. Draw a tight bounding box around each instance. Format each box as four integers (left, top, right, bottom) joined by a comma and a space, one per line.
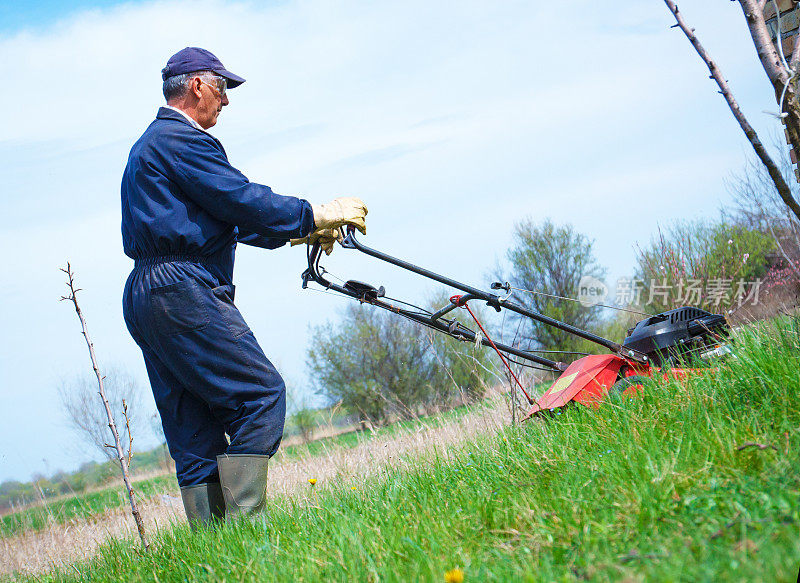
180, 482, 225, 529
217, 454, 269, 520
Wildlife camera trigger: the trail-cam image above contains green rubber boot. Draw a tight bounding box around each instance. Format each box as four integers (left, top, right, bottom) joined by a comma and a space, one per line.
217, 454, 269, 520
180, 482, 225, 529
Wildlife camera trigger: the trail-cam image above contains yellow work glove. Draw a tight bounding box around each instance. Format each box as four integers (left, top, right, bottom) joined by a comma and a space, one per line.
311, 197, 368, 235
290, 228, 343, 255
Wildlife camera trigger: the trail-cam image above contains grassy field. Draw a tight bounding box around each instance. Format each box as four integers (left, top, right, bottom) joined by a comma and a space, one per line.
0, 474, 177, 537
18, 315, 799, 582
0, 475, 177, 539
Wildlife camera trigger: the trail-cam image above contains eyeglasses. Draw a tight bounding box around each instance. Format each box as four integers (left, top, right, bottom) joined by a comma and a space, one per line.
199, 76, 227, 98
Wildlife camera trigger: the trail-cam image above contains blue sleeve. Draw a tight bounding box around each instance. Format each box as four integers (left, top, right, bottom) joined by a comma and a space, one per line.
169, 132, 315, 239
236, 230, 289, 249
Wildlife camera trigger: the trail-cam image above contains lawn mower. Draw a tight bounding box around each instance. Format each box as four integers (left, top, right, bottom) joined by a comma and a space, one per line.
301, 229, 730, 419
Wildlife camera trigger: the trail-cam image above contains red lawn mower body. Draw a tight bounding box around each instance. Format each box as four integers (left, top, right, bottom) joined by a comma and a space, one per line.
523, 354, 704, 419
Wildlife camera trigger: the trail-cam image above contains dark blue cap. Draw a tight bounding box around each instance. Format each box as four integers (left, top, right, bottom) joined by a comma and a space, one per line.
161, 47, 246, 88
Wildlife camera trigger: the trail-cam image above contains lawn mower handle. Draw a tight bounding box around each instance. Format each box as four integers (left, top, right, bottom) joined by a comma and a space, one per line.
338, 228, 648, 364
301, 229, 648, 367
302, 244, 566, 371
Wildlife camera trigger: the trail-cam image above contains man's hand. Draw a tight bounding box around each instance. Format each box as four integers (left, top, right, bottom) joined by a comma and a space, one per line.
290, 228, 343, 255
311, 197, 368, 235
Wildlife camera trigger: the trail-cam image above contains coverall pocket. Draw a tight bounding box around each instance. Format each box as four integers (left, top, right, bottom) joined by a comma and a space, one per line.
150, 279, 210, 335
211, 284, 251, 338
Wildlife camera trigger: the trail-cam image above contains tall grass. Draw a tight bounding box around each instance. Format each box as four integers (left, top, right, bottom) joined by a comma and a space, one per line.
26, 317, 800, 582
277, 397, 495, 461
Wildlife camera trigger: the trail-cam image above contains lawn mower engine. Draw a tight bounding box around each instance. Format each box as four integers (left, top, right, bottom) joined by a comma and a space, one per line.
622, 307, 729, 365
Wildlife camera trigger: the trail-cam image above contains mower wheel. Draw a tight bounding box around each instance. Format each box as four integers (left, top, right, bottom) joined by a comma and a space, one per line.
609, 375, 650, 396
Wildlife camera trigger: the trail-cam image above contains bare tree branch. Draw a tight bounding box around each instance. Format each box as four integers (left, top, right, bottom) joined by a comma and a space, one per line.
724, 143, 800, 278
61, 263, 149, 551
664, 0, 800, 221
59, 367, 142, 461
122, 399, 134, 468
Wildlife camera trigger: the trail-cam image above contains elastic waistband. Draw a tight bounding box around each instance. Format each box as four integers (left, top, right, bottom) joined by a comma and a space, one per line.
133, 254, 210, 268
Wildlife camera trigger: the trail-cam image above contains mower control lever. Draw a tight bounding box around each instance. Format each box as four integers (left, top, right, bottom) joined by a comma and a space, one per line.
491, 281, 513, 302
340, 225, 358, 249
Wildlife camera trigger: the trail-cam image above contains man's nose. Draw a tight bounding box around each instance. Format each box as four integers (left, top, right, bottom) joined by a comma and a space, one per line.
222, 94, 229, 107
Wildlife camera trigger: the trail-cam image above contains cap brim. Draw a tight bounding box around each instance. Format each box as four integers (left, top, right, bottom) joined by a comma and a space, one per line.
215, 68, 245, 88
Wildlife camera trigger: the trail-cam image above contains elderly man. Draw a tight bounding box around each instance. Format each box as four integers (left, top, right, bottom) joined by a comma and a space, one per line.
121, 47, 367, 526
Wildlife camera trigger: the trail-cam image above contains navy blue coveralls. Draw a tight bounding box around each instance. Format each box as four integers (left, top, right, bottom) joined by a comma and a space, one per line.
121, 107, 314, 487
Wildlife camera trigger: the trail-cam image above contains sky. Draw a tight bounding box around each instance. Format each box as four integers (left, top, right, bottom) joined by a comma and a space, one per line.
0, 0, 787, 483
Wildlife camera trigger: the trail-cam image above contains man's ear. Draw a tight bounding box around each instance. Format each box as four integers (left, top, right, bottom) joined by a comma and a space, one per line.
189, 76, 203, 99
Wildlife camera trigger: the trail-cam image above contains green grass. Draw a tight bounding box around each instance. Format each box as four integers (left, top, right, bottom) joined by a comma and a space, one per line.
23, 317, 800, 581
0, 474, 177, 538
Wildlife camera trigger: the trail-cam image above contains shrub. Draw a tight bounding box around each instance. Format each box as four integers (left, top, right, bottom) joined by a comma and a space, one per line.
497, 218, 607, 357
635, 220, 774, 314
308, 302, 494, 426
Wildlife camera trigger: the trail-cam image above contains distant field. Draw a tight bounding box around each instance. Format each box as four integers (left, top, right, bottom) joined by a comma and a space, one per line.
276, 398, 491, 461
23, 316, 800, 582
0, 474, 177, 538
